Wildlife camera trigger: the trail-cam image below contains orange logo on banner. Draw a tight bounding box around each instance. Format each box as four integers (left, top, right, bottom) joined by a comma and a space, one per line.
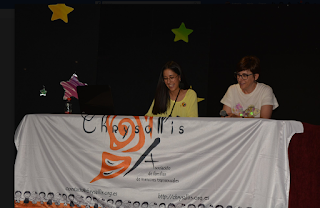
91, 116, 153, 183
90, 152, 131, 183
106, 115, 153, 152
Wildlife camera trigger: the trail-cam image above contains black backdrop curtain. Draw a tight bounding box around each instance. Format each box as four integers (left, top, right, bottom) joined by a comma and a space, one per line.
15, 4, 320, 129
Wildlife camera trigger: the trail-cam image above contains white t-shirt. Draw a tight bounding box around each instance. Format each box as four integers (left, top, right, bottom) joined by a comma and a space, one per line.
220, 82, 279, 117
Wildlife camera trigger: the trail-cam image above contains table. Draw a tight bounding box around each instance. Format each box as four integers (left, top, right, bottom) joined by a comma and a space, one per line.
14, 114, 303, 208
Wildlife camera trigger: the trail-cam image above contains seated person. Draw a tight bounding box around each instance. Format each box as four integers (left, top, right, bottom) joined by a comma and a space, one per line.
221, 55, 278, 118
146, 61, 198, 117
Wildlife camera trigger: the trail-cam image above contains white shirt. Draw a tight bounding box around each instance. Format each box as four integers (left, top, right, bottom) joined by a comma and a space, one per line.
221, 82, 279, 117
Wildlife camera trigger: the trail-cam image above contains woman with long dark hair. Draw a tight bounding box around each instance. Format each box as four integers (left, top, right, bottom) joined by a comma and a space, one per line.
146, 61, 198, 117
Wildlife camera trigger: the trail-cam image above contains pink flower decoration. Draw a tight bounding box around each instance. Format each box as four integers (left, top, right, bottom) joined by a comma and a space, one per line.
60, 73, 87, 100
236, 103, 243, 110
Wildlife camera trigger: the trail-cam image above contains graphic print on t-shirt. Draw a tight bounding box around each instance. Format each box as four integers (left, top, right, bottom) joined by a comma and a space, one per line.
232, 103, 260, 117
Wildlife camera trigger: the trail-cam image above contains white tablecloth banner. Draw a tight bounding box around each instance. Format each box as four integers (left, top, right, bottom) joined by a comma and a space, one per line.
14, 114, 303, 208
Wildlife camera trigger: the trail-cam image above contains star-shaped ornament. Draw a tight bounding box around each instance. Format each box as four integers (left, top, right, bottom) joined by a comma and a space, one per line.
60, 73, 87, 100
40, 86, 47, 96
48, 3, 74, 23
171, 22, 193, 43
190, 85, 204, 102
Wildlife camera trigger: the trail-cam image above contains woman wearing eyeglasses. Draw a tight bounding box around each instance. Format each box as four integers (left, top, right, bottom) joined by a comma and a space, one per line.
220, 56, 278, 118
145, 61, 198, 117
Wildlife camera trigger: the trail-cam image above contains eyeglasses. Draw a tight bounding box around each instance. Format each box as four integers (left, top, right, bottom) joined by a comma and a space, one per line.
163, 75, 178, 82
234, 72, 253, 80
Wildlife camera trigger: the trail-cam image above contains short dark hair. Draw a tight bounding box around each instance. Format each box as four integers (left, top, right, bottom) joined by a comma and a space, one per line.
236, 55, 260, 75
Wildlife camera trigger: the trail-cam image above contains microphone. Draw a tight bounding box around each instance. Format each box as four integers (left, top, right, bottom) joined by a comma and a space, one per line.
220, 110, 228, 117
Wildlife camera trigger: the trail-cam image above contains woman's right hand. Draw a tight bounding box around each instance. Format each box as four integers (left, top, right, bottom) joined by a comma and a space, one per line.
225, 113, 241, 118
222, 105, 241, 118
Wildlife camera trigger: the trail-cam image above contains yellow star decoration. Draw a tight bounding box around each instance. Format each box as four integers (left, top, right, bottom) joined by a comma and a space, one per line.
48, 4, 74, 23
190, 86, 204, 102
171, 22, 193, 43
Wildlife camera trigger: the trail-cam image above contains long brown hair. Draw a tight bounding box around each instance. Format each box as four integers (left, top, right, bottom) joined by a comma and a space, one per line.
152, 61, 190, 114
